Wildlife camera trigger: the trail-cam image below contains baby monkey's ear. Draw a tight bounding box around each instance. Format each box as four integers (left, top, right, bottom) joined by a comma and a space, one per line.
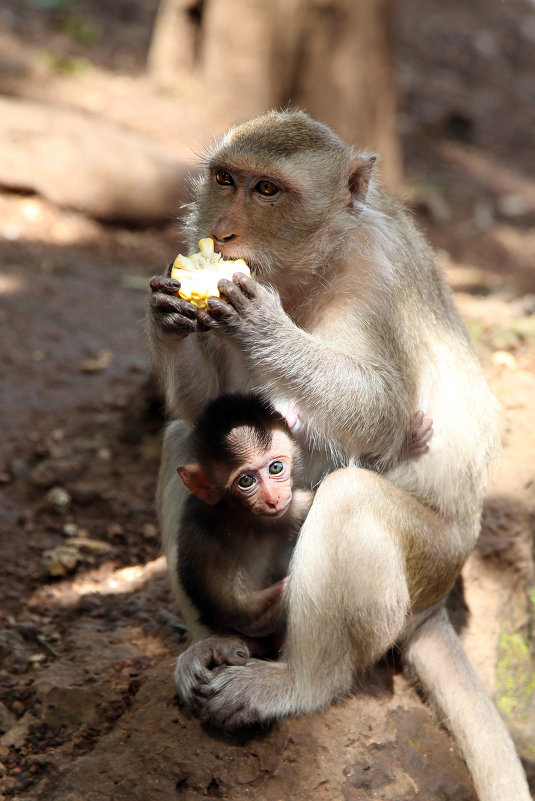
177, 465, 221, 505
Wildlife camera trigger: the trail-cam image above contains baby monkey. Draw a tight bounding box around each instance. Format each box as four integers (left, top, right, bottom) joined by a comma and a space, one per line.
177, 393, 311, 656
177, 394, 433, 657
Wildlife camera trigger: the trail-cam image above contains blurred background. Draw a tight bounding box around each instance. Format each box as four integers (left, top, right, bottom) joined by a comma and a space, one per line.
0, 1, 534, 798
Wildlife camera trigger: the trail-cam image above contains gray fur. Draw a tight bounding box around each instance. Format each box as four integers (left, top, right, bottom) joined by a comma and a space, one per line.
147, 111, 528, 800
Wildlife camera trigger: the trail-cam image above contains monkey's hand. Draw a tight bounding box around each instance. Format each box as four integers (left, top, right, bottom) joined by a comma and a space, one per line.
174, 636, 249, 713
235, 578, 287, 638
149, 272, 211, 336
198, 660, 290, 729
409, 410, 434, 456
198, 273, 284, 341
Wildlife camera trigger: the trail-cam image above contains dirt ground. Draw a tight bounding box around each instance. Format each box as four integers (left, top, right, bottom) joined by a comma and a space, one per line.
0, 0, 534, 799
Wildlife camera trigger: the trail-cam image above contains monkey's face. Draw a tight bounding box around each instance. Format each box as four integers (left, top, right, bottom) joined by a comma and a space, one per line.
185, 116, 358, 288
223, 429, 295, 518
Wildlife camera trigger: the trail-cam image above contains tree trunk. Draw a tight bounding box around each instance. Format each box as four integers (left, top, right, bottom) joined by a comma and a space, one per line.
200, 0, 280, 121
289, 0, 401, 186
147, 0, 201, 83
148, 0, 401, 185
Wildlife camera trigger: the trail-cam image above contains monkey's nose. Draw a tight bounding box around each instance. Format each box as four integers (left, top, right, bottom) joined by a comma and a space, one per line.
212, 232, 236, 244
266, 494, 284, 511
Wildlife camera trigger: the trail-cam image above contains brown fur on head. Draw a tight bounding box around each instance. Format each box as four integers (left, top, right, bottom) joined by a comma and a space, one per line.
215, 110, 348, 162
189, 393, 291, 472
184, 110, 377, 289
177, 393, 299, 511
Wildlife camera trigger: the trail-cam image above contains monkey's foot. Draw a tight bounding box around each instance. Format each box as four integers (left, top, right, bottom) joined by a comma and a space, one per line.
198, 659, 295, 730
174, 636, 249, 713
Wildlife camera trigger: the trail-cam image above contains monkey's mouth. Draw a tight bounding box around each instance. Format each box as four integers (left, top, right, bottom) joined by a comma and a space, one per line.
259, 499, 292, 518
212, 245, 260, 278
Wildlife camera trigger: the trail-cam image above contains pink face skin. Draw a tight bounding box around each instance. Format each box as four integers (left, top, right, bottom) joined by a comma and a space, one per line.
224, 429, 295, 518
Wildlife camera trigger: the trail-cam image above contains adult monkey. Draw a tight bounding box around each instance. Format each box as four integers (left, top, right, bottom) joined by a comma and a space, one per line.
148, 111, 529, 799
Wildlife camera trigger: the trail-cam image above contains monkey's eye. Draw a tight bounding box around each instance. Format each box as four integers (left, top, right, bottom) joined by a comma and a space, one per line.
237, 475, 255, 489
255, 180, 279, 197
269, 461, 284, 475
215, 170, 234, 187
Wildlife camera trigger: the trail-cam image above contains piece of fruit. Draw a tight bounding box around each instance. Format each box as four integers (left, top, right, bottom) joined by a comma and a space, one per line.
170, 238, 250, 310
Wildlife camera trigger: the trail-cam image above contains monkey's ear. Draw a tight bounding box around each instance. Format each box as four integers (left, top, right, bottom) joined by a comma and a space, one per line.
177, 465, 221, 505
347, 155, 377, 207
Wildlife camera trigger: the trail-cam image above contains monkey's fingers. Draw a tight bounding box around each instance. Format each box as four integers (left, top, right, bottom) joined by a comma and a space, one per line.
410, 414, 434, 455
410, 443, 430, 455
415, 416, 434, 439
231, 272, 258, 300
149, 292, 204, 335
150, 275, 182, 295
420, 420, 434, 438
199, 663, 269, 730
238, 579, 287, 637
175, 637, 250, 713
151, 292, 197, 316
208, 639, 250, 668
216, 277, 255, 315
195, 307, 216, 331
205, 295, 239, 321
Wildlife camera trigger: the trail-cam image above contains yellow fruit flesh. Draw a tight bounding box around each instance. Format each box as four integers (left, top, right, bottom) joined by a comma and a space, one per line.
170, 238, 250, 310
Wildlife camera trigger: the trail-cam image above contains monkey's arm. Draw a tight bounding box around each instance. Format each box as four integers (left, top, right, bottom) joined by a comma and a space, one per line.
179, 517, 284, 636
188, 572, 286, 638
147, 274, 221, 420
231, 578, 287, 638
201, 275, 414, 463
179, 543, 242, 634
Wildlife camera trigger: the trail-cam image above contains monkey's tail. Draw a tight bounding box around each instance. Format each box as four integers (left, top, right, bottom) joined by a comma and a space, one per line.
403, 606, 531, 801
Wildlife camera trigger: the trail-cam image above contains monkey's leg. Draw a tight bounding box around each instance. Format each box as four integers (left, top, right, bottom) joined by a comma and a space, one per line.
403, 607, 531, 801
157, 420, 213, 642
199, 466, 460, 728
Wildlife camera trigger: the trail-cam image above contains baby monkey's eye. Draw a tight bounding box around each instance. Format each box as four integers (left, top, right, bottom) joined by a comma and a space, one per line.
255, 180, 279, 197
237, 475, 255, 489
215, 170, 234, 186
269, 461, 284, 475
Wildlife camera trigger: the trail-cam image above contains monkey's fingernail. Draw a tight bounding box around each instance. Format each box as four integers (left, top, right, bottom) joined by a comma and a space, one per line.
180, 303, 197, 318
206, 300, 222, 314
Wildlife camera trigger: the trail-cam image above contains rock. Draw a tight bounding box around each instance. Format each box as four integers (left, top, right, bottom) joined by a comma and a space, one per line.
67, 537, 113, 554
0, 702, 16, 735
0, 96, 192, 224
68, 484, 102, 505
497, 194, 532, 218
141, 523, 158, 540
0, 712, 39, 749
44, 487, 72, 510
62, 523, 79, 538
30, 457, 85, 489
33, 680, 101, 734
42, 545, 80, 577
491, 350, 517, 370
0, 629, 32, 673
78, 350, 113, 374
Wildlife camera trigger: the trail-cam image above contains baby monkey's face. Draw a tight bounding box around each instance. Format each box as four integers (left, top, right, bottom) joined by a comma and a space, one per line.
223, 428, 295, 518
